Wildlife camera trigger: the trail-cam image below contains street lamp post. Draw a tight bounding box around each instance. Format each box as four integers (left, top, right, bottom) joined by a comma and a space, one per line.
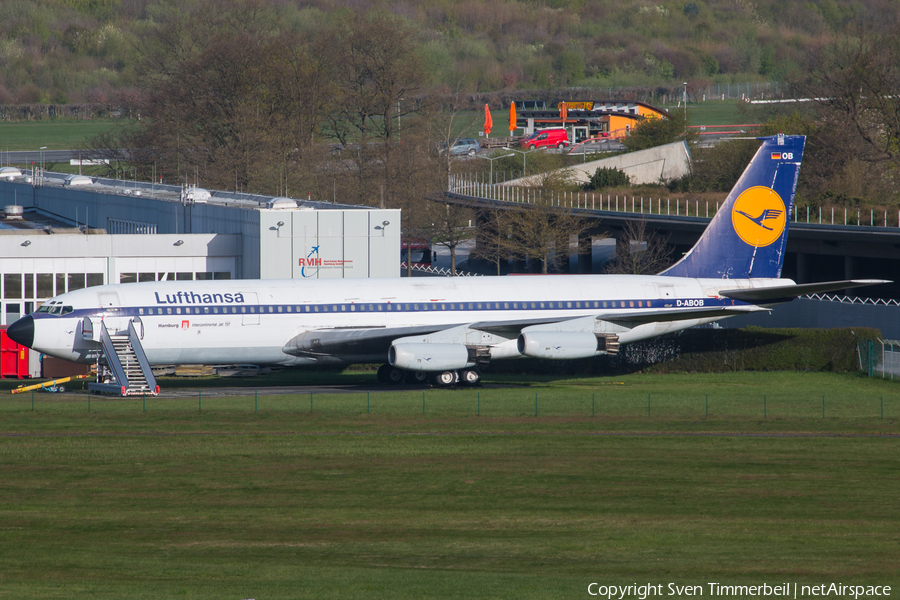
39, 146, 47, 184
475, 153, 514, 185
505, 147, 537, 177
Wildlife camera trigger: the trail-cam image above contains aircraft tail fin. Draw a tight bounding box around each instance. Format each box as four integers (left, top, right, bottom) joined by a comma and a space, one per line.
660, 134, 805, 279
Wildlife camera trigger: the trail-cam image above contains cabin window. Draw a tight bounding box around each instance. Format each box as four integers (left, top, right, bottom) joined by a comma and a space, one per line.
213, 307, 218, 314
185, 307, 191, 314
138, 308, 144, 315
377, 304, 383, 311
204, 307, 210, 314
620, 301, 626, 307
575, 302, 581, 308
513, 303, 518, 309
338, 305, 343, 312
176, 307, 182, 315
567, 302, 572, 308
629, 301, 634, 307
603, 302, 608, 308
241, 307, 246, 313
638, 301, 642, 307
268, 306, 273, 313
277, 306, 283, 313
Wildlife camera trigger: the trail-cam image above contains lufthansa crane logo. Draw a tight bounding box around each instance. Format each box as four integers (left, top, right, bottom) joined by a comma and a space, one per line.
731, 186, 787, 247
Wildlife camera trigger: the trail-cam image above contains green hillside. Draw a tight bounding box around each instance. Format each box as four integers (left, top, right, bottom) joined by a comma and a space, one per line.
0, 0, 889, 104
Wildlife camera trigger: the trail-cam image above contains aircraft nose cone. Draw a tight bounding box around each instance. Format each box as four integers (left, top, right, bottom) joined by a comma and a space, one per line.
6, 315, 34, 348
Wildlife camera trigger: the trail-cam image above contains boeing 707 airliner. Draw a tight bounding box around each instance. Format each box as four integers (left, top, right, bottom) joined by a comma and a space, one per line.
6, 134, 887, 388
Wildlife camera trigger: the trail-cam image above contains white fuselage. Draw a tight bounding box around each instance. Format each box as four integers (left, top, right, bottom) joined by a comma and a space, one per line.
28, 274, 785, 366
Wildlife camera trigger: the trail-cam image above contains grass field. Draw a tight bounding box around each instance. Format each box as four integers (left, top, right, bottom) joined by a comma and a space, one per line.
0, 119, 126, 151
0, 102, 751, 154
1, 371, 898, 598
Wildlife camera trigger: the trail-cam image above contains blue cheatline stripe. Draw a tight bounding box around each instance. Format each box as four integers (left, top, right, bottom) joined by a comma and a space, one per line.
36, 297, 742, 321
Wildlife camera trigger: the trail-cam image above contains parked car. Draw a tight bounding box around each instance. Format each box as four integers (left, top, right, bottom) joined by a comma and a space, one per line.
446, 138, 481, 156
519, 128, 570, 150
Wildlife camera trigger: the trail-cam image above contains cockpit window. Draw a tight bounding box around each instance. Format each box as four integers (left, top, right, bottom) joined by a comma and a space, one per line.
49, 305, 62, 315
61, 306, 74, 315
36, 305, 52, 313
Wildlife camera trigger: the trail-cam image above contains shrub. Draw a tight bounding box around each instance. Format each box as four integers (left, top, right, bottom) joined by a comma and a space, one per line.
585, 166, 629, 190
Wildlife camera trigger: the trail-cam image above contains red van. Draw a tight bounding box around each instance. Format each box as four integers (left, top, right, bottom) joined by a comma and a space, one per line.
520, 128, 570, 150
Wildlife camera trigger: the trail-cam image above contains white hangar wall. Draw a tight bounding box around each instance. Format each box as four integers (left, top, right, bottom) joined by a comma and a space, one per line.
0, 176, 400, 281
258, 209, 400, 280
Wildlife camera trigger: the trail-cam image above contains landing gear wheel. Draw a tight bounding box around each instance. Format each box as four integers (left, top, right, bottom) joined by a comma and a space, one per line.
376, 364, 391, 383
459, 368, 481, 386
431, 370, 458, 387
405, 370, 428, 384
386, 366, 405, 384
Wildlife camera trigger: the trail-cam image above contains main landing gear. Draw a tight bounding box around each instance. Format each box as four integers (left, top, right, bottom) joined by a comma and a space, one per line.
376, 364, 481, 387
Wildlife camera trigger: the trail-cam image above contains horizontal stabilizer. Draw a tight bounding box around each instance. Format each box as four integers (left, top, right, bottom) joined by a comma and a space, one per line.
719, 279, 891, 302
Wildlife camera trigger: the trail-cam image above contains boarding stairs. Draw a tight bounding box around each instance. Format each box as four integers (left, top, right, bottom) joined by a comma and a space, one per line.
88, 318, 159, 396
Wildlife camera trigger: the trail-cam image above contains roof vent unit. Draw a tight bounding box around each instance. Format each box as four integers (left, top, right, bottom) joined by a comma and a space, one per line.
4, 205, 23, 220
266, 197, 298, 210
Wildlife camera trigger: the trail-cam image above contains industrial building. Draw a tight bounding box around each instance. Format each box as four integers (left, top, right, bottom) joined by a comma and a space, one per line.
516, 100, 670, 143
0, 172, 400, 327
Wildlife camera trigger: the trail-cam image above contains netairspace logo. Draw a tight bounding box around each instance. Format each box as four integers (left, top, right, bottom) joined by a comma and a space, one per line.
586, 582, 892, 599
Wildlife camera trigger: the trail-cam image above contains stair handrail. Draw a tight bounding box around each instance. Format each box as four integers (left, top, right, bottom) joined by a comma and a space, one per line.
128, 320, 159, 393
99, 319, 129, 391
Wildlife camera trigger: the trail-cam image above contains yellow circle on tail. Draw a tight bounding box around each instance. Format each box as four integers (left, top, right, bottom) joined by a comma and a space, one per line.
730, 186, 786, 247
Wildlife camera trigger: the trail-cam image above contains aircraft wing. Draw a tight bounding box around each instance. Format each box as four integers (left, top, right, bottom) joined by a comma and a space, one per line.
718, 279, 891, 302
282, 305, 766, 360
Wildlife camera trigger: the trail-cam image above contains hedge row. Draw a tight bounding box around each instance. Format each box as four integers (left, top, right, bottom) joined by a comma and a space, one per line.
488, 327, 882, 376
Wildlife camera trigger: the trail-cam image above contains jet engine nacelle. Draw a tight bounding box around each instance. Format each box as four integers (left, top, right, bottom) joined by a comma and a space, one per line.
389, 343, 475, 372
517, 331, 618, 359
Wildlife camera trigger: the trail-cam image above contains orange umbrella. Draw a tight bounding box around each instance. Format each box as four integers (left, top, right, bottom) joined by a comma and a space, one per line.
560, 101, 567, 123
483, 104, 493, 137
509, 102, 517, 132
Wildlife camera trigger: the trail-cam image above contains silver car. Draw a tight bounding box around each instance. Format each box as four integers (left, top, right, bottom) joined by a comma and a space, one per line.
448, 138, 480, 156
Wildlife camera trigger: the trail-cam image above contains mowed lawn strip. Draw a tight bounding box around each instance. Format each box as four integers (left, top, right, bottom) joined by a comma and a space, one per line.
2, 371, 897, 434
0, 431, 897, 599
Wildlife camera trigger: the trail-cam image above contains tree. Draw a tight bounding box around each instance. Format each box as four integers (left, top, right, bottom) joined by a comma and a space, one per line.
469, 208, 506, 276
474, 184, 593, 274
622, 111, 696, 152
421, 200, 474, 276
604, 218, 673, 275
108, 0, 336, 193
804, 30, 900, 170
